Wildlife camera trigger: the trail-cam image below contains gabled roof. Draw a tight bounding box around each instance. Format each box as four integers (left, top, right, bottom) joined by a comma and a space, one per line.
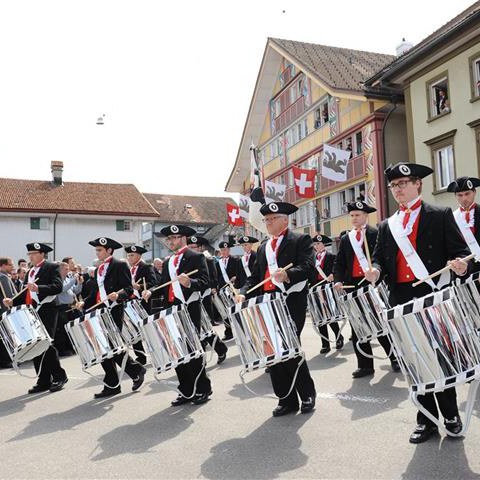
270, 38, 394, 94
0, 178, 158, 217
225, 37, 393, 192
366, 1, 480, 85
143, 193, 234, 225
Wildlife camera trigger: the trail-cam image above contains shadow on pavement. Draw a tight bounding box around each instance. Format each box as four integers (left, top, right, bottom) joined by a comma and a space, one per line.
201, 413, 311, 479
401, 436, 480, 479
91, 405, 194, 461
228, 371, 273, 400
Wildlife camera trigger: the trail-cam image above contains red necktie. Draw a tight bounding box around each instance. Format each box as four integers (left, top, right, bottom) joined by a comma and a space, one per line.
355, 230, 361, 242
168, 255, 180, 303
400, 198, 422, 228
461, 204, 476, 224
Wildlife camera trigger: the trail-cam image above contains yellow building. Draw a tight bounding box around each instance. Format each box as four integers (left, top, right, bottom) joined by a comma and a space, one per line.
366, 2, 480, 209
225, 37, 408, 241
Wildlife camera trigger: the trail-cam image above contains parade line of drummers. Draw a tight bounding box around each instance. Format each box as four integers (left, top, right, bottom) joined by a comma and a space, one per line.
2, 162, 480, 446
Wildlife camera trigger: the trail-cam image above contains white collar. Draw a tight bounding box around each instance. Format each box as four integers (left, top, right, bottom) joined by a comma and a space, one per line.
400, 195, 422, 210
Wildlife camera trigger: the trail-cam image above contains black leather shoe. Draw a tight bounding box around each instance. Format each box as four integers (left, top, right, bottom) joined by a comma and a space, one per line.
301, 393, 316, 414
391, 359, 401, 372
132, 367, 147, 392
352, 368, 375, 378
49, 377, 68, 392
0, 362, 13, 369
192, 392, 210, 405
320, 346, 331, 354
336, 336, 344, 350
409, 424, 438, 444
217, 351, 227, 365
221, 335, 233, 341
171, 394, 192, 407
265, 367, 271, 374
94, 388, 121, 399
445, 416, 463, 435
28, 383, 51, 394
272, 405, 298, 417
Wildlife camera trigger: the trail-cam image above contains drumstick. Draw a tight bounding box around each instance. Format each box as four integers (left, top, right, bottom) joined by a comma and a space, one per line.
342, 285, 356, 289
143, 277, 147, 292
149, 269, 199, 293
11, 278, 38, 301
412, 253, 476, 287
316, 265, 328, 281
358, 277, 367, 286
246, 263, 294, 294
85, 288, 125, 313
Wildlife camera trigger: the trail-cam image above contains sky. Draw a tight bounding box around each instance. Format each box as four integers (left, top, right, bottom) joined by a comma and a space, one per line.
0, 0, 475, 197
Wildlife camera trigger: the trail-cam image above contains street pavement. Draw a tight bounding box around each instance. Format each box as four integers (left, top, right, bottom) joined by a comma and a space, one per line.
1, 321, 480, 480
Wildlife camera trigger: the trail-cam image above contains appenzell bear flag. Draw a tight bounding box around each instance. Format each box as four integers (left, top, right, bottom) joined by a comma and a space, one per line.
321, 143, 351, 182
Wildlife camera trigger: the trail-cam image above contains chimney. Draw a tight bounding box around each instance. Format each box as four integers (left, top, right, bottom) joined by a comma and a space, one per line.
396, 38, 413, 57
51, 161, 64, 186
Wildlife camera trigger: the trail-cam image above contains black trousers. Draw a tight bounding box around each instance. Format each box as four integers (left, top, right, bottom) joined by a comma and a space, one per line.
174, 301, 211, 397
36, 305, 66, 386
202, 334, 228, 356
54, 305, 75, 353
270, 292, 315, 408
391, 282, 459, 425
101, 305, 142, 390
319, 322, 341, 348
348, 278, 395, 369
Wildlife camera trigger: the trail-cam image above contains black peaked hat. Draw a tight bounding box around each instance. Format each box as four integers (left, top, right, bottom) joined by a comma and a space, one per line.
447, 176, 480, 193
160, 224, 196, 237
187, 235, 210, 247
26, 242, 53, 253
310, 234, 332, 245
260, 202, 298, 216
237, 236, 259, 244
346, 201, 376, 214
125, 245, 148, 254
384, 162, 433, 181
218, 241, 233, 249
88, 237, 123, 250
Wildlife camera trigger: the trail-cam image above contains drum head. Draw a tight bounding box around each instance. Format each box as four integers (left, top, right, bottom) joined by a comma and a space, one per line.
14, 339, 51, 363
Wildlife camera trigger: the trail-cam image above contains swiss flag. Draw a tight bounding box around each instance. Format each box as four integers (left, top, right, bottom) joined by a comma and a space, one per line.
293, 166, 316, 198
226, 203, 243, 226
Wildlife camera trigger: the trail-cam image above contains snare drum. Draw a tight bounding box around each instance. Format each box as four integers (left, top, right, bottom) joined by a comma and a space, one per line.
385, 287, 480, 394
140, 304, 204, 374
228, 293, 302, 372
0, 305, 52, 363
199, 302, 214, 341
122, 300, 149, 345
453, 272, 480, 334
308, 283, 346, 336
338, 283, 390, 343
66, 308, 127, 369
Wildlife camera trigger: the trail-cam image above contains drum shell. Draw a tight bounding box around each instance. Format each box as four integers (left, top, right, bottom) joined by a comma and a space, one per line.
228, 292, 302, 372
66, 308, 127, 369
121, 300, 149, 345
0, 305, 52, 363
308, 283, 346, 335
338, 283, 390, 343
199, 302, 214, 341
140, 303, 204, 374
385, 287, 480, 393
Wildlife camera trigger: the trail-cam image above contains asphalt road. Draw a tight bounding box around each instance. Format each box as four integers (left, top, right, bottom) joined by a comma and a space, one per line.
1, 321, 480, 480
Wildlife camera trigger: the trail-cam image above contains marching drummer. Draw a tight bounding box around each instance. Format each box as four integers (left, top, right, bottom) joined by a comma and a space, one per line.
186, 235, 228, 365
3, 243, 68, 393
77, 237, 146, 399
142, 225, 212, 406
236, 202, 316, 417
125, 245, 155, 365
215, 241, 241, 341
310, 234, 344, 353
447, 176, 480, 265
333, 202, 399, 378
365, 162, 470, 444
236, 236, 259, 289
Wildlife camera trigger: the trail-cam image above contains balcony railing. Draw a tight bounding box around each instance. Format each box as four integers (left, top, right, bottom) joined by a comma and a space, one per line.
274, 95, 305, 133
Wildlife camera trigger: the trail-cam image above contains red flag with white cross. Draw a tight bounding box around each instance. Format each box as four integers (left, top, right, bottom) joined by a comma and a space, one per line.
226, 203, 243, 226
293, 166, 316, 198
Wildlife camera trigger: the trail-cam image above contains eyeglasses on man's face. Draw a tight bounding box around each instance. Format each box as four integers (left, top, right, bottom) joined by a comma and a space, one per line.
387, 179, 416, 190
262, 215, 285, 224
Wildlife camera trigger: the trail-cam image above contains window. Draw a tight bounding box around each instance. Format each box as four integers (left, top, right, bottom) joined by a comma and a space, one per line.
427, 74, 451, 119
30, 217, 49, 230
295, 203, 315, 228
344, 136, 352, 152
274, 98, 281, 118
425, 129, 457, 192
355, 131, 363, 155
314, 99, 329, 129
356, 183, 366, 202
322, 196, 331, 219
303, 118, 308, 137
434, 145, 455, 190
347, 187, 355, 203
116, 220, 132, 231
469, 54, 480, 100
